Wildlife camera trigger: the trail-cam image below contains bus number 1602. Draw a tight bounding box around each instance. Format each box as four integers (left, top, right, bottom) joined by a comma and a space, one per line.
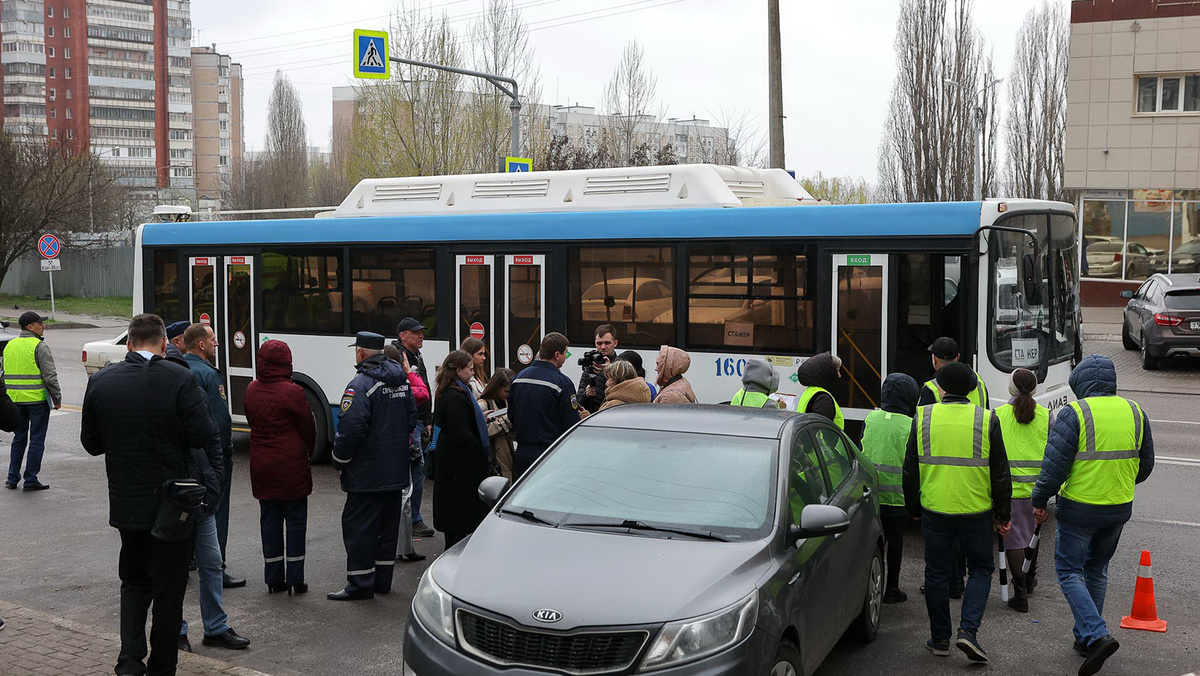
715, 358, 749, 377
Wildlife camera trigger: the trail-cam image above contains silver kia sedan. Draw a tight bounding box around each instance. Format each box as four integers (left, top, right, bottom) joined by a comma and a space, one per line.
403, 404, 884, 676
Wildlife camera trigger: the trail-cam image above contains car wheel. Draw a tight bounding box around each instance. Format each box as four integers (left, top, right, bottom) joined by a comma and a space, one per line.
852, 547, 884, 642
767, 641, 802, 676
1121, 320, 1137, 351
303, 386, 331, 463
1140, 342, 1159, 371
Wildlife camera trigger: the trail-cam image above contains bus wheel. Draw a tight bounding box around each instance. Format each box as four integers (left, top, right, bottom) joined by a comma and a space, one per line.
303, 386, 331, 464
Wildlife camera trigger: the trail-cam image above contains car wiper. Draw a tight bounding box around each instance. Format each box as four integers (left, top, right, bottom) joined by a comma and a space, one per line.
497, 508, 557, 527
563, 519, 728, 542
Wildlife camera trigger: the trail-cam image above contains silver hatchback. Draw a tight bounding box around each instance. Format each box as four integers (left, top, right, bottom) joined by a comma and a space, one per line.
1122, 273, 1200, 369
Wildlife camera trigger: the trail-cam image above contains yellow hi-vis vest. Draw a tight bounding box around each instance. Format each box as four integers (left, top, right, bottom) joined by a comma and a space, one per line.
797, 386, 844, 429
731, 389, 774, 408
1060, 396, 1144, 506
3, 336, 45, 403
994, 403, 1049, 499
861, 409, 911, 507
923, 375, 991, 409
915, 403, 993, 515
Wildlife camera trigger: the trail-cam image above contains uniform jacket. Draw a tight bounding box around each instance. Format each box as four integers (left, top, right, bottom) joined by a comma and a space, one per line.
244, 340, 315, 502
81, 352, 218, 530
1031, 355, 1154, 527
433, 383, 492, 535
653, 347, 696, 404
182, 352, 233, 456
332, 354, 417, 493
7, 330, 62, 406
599, 378, 652, 410
796, 353, 839, 421
509, 359, 579, 449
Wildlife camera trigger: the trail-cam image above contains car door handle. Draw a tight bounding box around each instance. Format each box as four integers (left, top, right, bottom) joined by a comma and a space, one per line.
788, 572, 802, 587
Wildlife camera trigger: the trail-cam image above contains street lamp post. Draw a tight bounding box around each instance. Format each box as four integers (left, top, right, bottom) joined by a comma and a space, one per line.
946, 77, 1003, 201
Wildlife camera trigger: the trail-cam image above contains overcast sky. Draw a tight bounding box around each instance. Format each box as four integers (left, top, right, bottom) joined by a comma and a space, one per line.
192, 0, 1069, 182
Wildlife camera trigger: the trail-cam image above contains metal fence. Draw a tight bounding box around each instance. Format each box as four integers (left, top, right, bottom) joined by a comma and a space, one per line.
0, 247, 134, 298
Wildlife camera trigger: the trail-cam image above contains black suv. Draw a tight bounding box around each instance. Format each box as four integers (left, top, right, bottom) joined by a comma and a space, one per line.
1122, 273, 1200, 369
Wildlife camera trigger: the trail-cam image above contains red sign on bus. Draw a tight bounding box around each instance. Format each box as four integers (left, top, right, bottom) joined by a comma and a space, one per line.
230, 256, 246, 265
194, 257, 210, 266
513, 255, 534, 265
199, 313, 211, 326
470, 322, 485, 340
465, 256, 486, 265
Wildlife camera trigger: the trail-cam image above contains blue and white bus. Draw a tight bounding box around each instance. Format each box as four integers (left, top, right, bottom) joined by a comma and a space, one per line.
129, 165, 1080, 460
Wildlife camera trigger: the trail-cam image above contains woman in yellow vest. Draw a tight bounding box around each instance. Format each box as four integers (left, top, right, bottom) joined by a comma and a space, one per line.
731, 359, 783, 408
993, 368, 1049, 614
861, 372, 920, 604
795, 352, 844, 428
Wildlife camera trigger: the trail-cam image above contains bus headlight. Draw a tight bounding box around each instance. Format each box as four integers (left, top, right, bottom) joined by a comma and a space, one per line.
413, 570, 455, 645
640, 593, 758, 670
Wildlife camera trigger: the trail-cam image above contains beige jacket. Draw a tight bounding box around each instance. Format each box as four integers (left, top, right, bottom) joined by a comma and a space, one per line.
653, 346, 697, 404
599, 378, 652, 411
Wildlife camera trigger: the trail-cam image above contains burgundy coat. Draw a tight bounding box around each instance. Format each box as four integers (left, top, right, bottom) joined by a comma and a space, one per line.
244, 340, 315, 501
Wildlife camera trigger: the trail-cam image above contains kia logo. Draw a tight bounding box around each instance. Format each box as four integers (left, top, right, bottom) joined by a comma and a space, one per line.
532, 609, 562, 623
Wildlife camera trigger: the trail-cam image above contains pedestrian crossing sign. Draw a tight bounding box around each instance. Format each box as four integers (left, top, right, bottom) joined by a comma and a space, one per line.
353, 29, 389, 79
504, 156, 532, 172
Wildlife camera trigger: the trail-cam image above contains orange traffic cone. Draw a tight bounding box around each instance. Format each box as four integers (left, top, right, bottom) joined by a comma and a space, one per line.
1120, 550, 1167, 632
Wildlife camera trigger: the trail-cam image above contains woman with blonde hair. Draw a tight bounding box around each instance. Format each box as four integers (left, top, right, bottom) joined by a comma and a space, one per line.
459, 337, 489, 398
599, 360, 651, 410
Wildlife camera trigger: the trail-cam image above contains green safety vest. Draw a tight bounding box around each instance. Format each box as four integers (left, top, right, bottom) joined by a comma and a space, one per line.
3, 336, 45, 403
923, 375, 991, 409
861, 409, 911, 507
731, 389, 776, 408
994, 403, 1049, 499
914, 403, 993, 515
797, 386, 844, 429
1060, 397, 1144, 506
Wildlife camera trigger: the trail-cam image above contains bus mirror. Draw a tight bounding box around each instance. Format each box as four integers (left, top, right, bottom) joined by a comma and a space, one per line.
1022, 253, 1041, 302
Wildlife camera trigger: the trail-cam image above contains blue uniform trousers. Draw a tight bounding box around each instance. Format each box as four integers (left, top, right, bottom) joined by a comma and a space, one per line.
341, 491, 402, 596
259, 498, 307, 587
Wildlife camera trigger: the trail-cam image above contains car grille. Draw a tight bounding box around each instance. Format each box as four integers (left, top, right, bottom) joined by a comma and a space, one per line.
456, 609, 648, 674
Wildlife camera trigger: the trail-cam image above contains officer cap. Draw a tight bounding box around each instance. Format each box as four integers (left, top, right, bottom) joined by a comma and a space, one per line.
18, 311, 47, 327
349, 331, 386, 350
396, 317, 426, 334
935, 362, 976, 397
165, 320, 190, 340
928, 337, 960, 360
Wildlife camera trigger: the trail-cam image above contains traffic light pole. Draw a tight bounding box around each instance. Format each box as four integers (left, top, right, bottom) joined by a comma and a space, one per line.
389, 56, 521, 158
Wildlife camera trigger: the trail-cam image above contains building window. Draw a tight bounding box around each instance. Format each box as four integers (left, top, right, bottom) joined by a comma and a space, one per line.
64, 68, 71, 79
65, 108, 71, 119
48, 88, 56, 101
48, 67, 55, 79
1082, 192, 1200, 280
49, 108, 56, 119
63, 47, 70, 59
1136, 74, 1200, 114
47, 47, 55, 58
66, 129, 74, 139
47, 27, 54, 38
64, 27, 69, 38
50, 128, 58, 139
47, 6, 53, 17
261, 249, 344, 334
65, 89, 71, 99
63, 7, 68, 18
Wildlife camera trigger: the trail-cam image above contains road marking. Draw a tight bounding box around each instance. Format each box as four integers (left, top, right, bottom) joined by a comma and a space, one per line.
1155, 419, 1200, 426
1140, 519, 1200, 529
1158, 455, 1200, 467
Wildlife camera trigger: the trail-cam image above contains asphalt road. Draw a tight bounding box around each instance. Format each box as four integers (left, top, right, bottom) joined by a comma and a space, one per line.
1, 327, 1196, 676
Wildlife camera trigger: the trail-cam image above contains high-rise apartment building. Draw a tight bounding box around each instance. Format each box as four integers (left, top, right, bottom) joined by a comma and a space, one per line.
191, 44, 242, 208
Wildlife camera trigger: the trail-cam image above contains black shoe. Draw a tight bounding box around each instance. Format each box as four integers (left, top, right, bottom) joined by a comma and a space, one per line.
187, 557, 196, 572
202, 628, 250, 650
882, 587, 908, 604
290, 582, 308, 595
327, 589, 373, 601
926, 638, 950, 657
949, 588, 963, 600
412, 521, 434, 537
4, 482, 16, 489
178, 635, 192, 653
222, 572, 246, 589
1008, 586, 1029, 613
1073, 640, 1090, 658
22, 482, 49, 491
0, 618, 5, 630
955, 630, 988, 662
267, 582, 290, 594
1078, 636, 1119, 676
398, 552, 427, 562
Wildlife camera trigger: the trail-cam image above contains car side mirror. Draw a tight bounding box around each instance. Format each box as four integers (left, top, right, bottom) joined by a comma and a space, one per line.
478, 476, 510, 507
1120, 290, 1133, 299
604, 295, 616, 309
788, 504, 850, 542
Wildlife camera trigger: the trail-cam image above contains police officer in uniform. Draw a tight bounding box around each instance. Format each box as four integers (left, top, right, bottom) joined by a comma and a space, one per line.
920, 337, 990, 408
328, 331, 417, 601
1032, 355, 1154, 676
903, 362, 1011, 663
508, 332, 580, 481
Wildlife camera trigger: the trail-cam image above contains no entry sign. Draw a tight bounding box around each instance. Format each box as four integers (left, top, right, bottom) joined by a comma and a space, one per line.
470, 322, 485, 340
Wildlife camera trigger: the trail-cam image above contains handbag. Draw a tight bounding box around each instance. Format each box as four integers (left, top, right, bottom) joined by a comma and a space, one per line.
151, 479, 206, 541
423, 424, 440, 478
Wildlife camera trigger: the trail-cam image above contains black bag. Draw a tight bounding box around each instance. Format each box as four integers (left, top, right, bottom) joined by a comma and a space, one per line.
151, 479, 206, 541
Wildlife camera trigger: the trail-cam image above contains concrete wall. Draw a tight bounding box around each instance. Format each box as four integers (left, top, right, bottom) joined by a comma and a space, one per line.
0, 247, 134, 298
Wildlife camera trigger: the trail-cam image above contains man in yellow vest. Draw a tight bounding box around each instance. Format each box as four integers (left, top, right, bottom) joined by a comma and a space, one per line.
919, 337, 990, 409
4, 311, 61, 491
903, 362, 1011, 663
795, 352, 844, 428
1032, 355, 1154, 676
731, 359, 783, 408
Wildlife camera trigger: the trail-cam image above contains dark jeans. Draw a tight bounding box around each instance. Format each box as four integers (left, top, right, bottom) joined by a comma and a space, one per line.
880, 505, 907, 590
411, 452, 425, 525
922, 511, 995, 641
117, 529, 190, 676
341, 491, 402, 595
259, 498, 307, 586
216, 452, 232, 563
7, 402, 50, 485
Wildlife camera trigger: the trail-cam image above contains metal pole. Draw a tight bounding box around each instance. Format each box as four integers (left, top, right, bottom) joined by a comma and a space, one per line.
510, 98, 521, 158
974, 105, 983, 201
48, 269, 55, 319
767, 0, 785, 169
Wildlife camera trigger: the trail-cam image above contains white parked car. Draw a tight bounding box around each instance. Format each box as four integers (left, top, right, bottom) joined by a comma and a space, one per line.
82, 332, 127, 376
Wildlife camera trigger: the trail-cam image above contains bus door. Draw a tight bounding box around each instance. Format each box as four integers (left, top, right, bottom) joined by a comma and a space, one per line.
188, 256, 219, 367
223, 255, 255, 420
829, 253, 890, 420
455, 254, 546, 375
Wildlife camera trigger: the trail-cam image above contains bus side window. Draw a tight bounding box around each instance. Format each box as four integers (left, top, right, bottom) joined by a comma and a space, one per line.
350, 248, 437, 337
262, 249, 344, 334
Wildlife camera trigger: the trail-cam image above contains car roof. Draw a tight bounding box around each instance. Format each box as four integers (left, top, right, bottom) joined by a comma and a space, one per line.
579, 403, 810, 439
1154, 273, 1200, 289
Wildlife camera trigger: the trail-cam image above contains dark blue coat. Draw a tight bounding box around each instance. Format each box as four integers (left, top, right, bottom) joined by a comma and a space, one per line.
508, 359, 579, 450
332, 355, 417, 493
183, 352, 233, 456
1031, 355, 1154, 527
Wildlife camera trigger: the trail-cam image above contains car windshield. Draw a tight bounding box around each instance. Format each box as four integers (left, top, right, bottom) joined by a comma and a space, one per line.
502, 427, 778, 541
1166, 290, 1200, 311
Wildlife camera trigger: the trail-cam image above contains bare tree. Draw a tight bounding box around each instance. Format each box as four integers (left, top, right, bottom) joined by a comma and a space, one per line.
467, 0, 544, 171
1005, 0, 1068, 200
263, 71, 311, 208
601, 41, 660, 165
877, 0, 997, 202
800, 171, 874, 204
708, 108, 767, 167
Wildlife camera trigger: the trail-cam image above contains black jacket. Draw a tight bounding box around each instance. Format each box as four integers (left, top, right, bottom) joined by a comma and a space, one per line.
81, 352, 218, 531
433, 384, 491, 536
902, 395, 1012, 522
331, 354, 417, 493
796, 353, 840, 422
0, 390, 21, 432
577, 368, 607, 413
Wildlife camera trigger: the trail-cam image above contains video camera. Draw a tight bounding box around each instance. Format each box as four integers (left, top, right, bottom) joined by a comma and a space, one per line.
578, 349, 610, 390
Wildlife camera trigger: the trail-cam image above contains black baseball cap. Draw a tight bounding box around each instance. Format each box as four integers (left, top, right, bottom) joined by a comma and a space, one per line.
396, 317, 426, 334
18, 311, 47, 327
349, 331, 386, 350
928, 337, 960, 360
935, 362, 976, 397
166, 320, 190, 340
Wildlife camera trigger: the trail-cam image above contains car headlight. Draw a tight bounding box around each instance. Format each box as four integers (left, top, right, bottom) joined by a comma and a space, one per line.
639, 593, 758, 670
412, 570, 455, 645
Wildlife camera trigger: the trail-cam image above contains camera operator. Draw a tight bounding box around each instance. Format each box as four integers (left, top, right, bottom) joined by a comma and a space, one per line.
577, 325, 618, 414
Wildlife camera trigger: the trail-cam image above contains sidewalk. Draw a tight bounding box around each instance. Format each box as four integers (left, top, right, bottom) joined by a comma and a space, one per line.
1081, 305, 1124, 341
0, 600, 271, 676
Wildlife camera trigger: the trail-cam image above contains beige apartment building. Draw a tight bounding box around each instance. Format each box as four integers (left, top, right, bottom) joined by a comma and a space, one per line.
191, 45, 243, 209
1067, 0, 1200, 303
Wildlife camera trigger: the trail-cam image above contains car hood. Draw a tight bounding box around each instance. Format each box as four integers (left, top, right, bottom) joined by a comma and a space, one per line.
432, 514, 773, 631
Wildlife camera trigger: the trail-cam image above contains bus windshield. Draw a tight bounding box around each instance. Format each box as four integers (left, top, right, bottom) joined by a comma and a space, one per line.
988, 213, 1079, 373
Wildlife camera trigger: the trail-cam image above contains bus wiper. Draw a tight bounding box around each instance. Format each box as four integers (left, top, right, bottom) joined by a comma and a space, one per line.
498, 508, 557, 527
563, 519, 728, 542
